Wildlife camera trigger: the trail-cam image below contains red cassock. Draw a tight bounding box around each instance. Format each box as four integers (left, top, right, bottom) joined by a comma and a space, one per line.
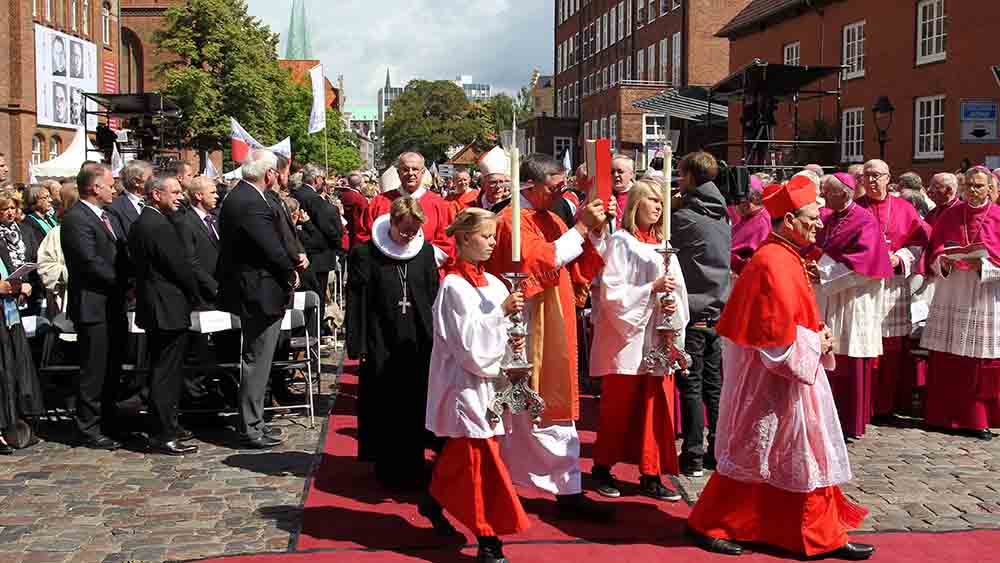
445, 189, 480, 220
484, 206, 604, 422
356, 188, 455, 263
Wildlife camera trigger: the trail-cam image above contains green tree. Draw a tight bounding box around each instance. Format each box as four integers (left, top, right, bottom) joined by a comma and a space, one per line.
381, 80, 489, 164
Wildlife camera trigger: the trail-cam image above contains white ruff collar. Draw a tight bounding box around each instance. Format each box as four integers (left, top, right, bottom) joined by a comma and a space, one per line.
371, 214, 424, 260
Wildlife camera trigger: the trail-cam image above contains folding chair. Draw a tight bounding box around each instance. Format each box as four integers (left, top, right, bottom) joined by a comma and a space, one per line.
180, 310, 243, 416
268, 291, 320, 428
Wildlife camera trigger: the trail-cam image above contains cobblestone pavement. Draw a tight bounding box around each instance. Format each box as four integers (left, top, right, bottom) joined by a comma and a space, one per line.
676, 419, 1000, 533
0, 360, 339, 563
3, 365, 1000, 563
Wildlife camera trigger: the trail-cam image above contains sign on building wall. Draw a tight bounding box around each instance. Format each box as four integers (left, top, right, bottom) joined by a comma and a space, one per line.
960, 99, 998, 143
34, 24, 98, 130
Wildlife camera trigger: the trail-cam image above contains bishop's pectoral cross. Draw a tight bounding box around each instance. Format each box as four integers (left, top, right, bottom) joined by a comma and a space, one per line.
396, 265, 411, 315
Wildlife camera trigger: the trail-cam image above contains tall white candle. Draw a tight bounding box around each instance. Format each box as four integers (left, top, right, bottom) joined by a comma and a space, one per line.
663, 143, 673, 243
510, 117, 522, 263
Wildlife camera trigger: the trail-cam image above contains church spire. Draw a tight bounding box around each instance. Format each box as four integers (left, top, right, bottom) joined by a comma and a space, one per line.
384, 67, 392, 89
284, 0, 313, 59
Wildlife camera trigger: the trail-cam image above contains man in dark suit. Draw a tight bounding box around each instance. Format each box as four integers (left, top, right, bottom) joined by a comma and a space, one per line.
61, 163, 128, 449
175, 177, 220, 305
128, 174, 199, 455
216, 149, 298, 448
292, 164, 344, 329
106, 160, 152, 241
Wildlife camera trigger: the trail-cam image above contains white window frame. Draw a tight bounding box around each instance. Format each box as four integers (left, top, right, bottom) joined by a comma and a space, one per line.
596, 17, 602, 52
914, 95, 946, 160
48, 136, 60, 160
618, 3, 625, 42
673, 0, 681, 9
602, 13, 609, 50
842, 21, 865, 80
33, 0, 38, 17
71, 0, 78, 30
600, 117, 608, 139
636, 0, 644, 29
609, 9, 616, 45
555, 137, 573, 161
841, 107, 864, 163
783, 41, 800, 66
647, 45, 656, 81
660, 39, 668, 83
916, 0, 947, 65
610, 115, 618, 151
625, 0, 632, 35
626, 55, 632, 80
618, 59, 625, 83
102, 3, 111, 45
46, 0, 52, 20
672, 32, 682, 86
648, 0, 656, 23
556, 89, 562, 118
82, 0, 90, 36
636, 48, 644, 81
661, 0, 669, 16
32, 136, 43, 165
610, 63, 617, 85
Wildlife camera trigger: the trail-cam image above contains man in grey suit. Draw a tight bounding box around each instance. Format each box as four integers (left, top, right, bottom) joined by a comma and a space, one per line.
216, 150, 298, 448
106, 160, 153, 241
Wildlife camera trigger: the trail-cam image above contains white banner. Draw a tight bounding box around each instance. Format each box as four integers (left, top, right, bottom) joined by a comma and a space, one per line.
34, 24, 98, 130
308, 65, 326, 134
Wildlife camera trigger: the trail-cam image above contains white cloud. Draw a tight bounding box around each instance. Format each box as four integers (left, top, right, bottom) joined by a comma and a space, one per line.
246, 0, 552, 108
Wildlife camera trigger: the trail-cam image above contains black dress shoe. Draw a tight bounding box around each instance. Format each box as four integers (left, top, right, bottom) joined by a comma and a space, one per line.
825, 542, 875, 560
242, 434, 284, 449
0, 442, 13, 455
973, 429, 994, 441
690, 529, 743, 556
80, 435, 122, 450
555, 493, 614, 522
591, 465, 621, 498
150, 438, 198, 456
476, 536, 508, 563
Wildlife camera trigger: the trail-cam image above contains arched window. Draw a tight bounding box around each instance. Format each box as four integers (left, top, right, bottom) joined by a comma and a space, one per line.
120, 29, 143, 93
49, 136, 61, 160
82, 0, 90, 36
102, 3, 111, 46
32, 136, 44, 165
71, 0, 78, 31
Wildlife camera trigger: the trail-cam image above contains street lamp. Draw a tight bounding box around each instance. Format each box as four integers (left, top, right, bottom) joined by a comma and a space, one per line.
872, 96, 895, 161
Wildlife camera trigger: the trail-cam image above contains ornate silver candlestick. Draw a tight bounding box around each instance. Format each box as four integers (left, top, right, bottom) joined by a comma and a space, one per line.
487, 272, 546, 426
642, 247, 692, 376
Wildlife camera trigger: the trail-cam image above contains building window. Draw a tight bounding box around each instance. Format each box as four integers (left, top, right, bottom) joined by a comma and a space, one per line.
783, 41, 800, 66
672, 32, 682, 86
916, 0, 947, 65
71, 0, 78, 30
600, 117, 608, 139
102, 3, 111, 45
636, 49, 644, 81
636, 0, 644, 28
660, 39, 668, 84
661, 0, 669, 15
842, 21, 865, 79
610, 115, 618, 151
32, 136, 44, 165
609, 10, 616, 45
555, 137, 573, 161
33, 0, 38, 17
645, 114, 666, 139
841, 108, 864, 163
626, 55, 632, 80
82, 0, 90, 35
914, 95, 945, 159
603, 66, 609, 90
647, 45, 656, 81
648, 0, 656, 23
610, 63, 617, 85
56, 0, 64, 26
584, 121, 592, 140
49, 136, 61, 160
595, 18, 602, 52
46, 0, 52, 20
603, 13, 609, 50
673, 0, 681, 9
618, 3, 625, 41
618, 59, 625, 83
625, 0, 632, 35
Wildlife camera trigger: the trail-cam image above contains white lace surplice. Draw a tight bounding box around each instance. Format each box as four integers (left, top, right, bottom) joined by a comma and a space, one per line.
715, 328, 853, 493
920, 260, 1000, 359
879, 246, 922, 338
814, 254, 884, 358
589, 230, 689, 377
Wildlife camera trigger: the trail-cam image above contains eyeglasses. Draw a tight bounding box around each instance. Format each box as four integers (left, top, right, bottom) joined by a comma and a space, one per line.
864, 172, 888, 180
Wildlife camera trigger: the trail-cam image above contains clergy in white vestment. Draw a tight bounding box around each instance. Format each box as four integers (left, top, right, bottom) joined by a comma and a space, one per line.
812, 173, 893, 439
921, 166, 1000, 440
589, 179, 686, 501
425, 208, 530, 563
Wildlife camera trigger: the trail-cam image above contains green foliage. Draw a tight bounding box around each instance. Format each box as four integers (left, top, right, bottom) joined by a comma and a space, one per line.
381, 80, 490, 164
153, 0, 361, 173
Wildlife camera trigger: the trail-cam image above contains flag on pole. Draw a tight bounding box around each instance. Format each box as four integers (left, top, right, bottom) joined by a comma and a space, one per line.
111, 143, 124, 178
203, 158, 219, 178
562, 148, 572, 172
308, 65, 327, 134
230, 117, 263, 163
269, 137, 292, 158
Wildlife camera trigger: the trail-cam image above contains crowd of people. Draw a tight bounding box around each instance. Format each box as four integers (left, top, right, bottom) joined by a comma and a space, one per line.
0, 144, 998, 562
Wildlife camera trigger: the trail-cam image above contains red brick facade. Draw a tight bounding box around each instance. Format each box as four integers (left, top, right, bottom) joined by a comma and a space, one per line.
552, 0, 750, 168
722, 0, 1000, 180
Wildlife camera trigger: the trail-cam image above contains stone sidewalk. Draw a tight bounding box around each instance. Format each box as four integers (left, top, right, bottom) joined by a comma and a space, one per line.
0, 366, 338, 563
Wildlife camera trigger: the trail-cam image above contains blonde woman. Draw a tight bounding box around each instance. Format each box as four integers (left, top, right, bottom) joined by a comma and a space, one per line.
425, 207, 529, 563
589, 179, 688, 501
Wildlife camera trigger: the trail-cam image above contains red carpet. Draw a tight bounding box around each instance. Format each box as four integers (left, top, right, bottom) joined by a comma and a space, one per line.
185, 361, 1000, 562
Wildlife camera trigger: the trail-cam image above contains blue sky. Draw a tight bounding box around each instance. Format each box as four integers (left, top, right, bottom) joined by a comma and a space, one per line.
246, 0, 554, 109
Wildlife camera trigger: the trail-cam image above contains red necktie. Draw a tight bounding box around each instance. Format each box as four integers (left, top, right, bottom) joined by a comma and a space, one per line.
100, 211, 116, 240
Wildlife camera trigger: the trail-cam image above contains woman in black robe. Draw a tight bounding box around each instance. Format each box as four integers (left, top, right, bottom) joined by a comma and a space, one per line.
346, 197, 440, 489
0, 236, 43, 453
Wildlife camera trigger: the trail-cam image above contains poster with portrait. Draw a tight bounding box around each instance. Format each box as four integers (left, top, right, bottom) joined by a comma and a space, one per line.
34, 24, 98, 130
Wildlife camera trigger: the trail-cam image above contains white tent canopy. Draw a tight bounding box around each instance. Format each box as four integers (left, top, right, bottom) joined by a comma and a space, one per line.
30, 127, 103, 179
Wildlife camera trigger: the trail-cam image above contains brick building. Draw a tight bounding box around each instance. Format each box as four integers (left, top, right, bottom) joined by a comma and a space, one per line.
0, 0, 179, 183
717, 0, 1000, 179
551, 0, 751, 169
